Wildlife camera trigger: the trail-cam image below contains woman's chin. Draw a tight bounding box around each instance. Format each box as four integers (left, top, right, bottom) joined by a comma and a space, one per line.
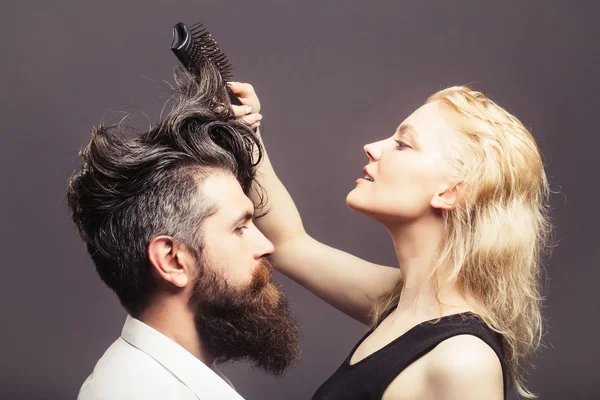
346, 190, 369, 215
345, 189, 358, 208
346, 191, 392, 224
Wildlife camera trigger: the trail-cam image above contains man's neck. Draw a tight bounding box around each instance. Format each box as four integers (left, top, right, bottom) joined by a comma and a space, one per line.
138, 297, 215, 367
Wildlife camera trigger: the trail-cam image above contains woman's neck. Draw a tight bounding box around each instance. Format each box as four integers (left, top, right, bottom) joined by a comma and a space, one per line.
386, 213, 471, 318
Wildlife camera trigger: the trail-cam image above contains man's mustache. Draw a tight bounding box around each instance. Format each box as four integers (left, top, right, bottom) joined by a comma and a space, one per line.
250, 257, 275, 293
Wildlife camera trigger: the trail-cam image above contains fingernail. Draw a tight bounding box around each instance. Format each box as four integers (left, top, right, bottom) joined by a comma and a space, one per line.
227, 81, 237, 86
257, 114, 263, 121
245, 106, 252, 114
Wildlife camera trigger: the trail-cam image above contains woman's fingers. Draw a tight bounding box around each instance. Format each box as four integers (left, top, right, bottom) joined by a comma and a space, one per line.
226, 82, 260, 114
217, 85, 262, 128
239, 112, 262, 128
227, 81, 254, 96
232, 104, 253, 118
231, 104, 262, 127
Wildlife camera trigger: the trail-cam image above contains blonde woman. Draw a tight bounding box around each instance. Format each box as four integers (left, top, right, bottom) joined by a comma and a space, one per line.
228, 81, 550, 400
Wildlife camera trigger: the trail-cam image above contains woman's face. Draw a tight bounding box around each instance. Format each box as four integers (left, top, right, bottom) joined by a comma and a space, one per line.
346, 101, 459, 223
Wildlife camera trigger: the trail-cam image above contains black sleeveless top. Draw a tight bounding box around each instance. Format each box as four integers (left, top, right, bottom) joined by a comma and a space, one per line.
312, 311, 507, 400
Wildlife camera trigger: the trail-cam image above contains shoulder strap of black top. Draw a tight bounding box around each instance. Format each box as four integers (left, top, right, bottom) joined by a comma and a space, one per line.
375, 313, 507, 399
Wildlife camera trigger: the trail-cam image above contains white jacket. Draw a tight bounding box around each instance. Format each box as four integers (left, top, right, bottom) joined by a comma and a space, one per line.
78, 316, 245, 400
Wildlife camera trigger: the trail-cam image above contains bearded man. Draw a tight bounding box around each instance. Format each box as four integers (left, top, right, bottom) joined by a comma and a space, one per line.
68, 66, 299, 400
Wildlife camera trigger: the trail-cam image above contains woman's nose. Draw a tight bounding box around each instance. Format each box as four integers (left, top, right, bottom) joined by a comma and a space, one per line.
364, 141, 382, 161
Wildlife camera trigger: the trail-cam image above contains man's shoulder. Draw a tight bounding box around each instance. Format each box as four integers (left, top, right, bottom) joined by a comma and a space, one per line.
77, 337, 196, 400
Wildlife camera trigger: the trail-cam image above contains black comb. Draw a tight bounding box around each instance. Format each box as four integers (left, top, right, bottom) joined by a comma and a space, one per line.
171, 21, 243, 106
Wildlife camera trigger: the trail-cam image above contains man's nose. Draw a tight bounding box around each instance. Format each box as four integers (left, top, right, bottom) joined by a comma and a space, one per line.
255, 230, 275, 258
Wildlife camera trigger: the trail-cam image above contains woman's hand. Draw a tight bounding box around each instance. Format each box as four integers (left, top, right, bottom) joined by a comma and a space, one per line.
227, 82, 262, 129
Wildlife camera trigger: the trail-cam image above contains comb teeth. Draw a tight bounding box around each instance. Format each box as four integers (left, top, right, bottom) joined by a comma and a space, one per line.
186, 22, 234, 82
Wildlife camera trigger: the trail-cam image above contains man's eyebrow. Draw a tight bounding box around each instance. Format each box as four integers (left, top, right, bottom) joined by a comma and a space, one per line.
231, 210, 254, 228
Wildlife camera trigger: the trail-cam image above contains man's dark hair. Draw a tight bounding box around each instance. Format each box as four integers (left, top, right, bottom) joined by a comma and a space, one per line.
66, 64, 263, 317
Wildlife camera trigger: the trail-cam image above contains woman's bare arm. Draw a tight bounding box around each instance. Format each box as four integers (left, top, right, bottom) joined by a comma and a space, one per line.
229, 82, 401, 324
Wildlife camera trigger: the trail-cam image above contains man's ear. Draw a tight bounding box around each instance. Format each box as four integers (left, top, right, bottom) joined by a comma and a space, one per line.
148, 236, 192, 288
431, 183, 462, 210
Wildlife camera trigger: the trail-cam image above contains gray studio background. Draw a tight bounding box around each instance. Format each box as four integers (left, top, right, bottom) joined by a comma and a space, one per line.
2, 1, 599, 399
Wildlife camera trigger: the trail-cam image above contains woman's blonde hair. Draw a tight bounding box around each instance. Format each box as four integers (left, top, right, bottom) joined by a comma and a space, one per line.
373, 86, 551, 398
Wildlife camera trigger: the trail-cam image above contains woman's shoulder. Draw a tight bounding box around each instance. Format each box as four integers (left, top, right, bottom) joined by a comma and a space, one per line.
424, 334, 504, 399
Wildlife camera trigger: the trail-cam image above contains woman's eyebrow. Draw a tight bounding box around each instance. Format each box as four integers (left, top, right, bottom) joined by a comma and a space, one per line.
396, 124, 419, 138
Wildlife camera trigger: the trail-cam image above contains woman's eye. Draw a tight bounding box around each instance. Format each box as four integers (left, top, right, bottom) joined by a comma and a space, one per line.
394, 139, 409, 149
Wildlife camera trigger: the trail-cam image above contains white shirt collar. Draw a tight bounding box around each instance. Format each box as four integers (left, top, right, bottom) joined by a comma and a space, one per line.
121, 315, 245, 400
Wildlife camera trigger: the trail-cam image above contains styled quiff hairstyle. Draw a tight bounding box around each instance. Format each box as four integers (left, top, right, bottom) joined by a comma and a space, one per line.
67, 64, 263, 317
374, 87, 551, 398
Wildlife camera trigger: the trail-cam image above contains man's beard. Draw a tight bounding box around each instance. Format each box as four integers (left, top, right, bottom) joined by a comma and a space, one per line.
188, 256, 301, 377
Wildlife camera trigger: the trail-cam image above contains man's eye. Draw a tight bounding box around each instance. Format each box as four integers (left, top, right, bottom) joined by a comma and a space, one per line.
234, 226, 248, 234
